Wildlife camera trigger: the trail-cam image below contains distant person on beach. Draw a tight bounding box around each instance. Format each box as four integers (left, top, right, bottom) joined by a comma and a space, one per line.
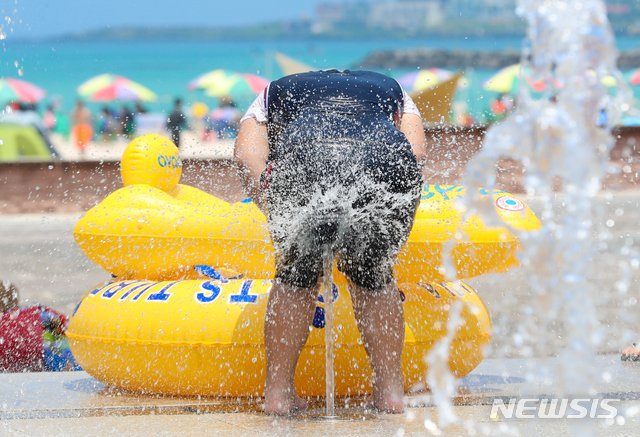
622, 344, 640, 361
71, 100, 93, 158
167, 99, 187, 149
134, 102, 148, 114
235, 70, 426, 415
190, 102, 209, 141
99, 107, 115, 142
211, 97, 242, 139
43, 104, 57, 133
120, 105, 135, 138
47, 97, 70, 136
0, 280, 80, 372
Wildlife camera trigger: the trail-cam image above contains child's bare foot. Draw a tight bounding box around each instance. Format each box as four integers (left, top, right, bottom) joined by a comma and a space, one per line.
264, 389, 308, 415
621, 345, 640, 361
362, 394, 405, 413
373, 392, 405, 413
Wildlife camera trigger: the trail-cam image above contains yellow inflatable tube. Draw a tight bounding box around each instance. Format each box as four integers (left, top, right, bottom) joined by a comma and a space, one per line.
67, 277, 491, 397
74, 135, 541, 283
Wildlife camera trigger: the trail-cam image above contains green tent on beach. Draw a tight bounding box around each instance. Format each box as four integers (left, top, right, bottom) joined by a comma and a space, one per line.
0, 123, 56, 161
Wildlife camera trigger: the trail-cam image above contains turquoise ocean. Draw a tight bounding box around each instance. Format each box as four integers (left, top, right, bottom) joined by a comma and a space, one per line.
2, 35, 640, 123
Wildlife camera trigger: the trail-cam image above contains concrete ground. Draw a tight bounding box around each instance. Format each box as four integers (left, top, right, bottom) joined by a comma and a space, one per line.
1, 355, 640, 436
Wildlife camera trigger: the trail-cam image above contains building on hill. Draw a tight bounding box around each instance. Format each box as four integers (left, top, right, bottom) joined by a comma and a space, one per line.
368, 1, 444, 31
442, 0, 516, 20
316, 1, 444, 33
312, 0, 640, 36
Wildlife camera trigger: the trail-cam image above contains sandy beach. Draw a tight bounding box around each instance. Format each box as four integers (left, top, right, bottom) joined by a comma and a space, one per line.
49, 130, 234, 162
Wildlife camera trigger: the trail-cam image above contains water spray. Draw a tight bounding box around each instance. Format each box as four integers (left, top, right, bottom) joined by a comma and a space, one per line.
458, 0, 632, 433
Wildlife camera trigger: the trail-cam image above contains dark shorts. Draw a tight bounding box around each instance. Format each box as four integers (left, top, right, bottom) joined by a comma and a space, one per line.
264, 138, 422, 291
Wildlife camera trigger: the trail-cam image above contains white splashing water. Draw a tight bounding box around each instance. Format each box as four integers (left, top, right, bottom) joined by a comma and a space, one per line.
425, 300, 464, 427
431, 0, 633, 432
464, 0, 631, 395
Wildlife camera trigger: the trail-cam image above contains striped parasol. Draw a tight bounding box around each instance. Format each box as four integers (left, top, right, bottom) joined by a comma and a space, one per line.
0, 78, 47, 103
77, 74, 157, 102
187, 69, 268, 98
397, 69, 454, 92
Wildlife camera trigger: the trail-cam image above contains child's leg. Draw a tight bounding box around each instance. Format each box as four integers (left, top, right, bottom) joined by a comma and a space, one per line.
264, 281, 319, 415
349, 281, 405, 413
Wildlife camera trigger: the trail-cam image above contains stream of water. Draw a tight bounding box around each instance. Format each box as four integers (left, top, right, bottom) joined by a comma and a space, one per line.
322, 248, 336, 418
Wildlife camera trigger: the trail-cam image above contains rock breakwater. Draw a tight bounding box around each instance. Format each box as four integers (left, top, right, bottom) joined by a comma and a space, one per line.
356, 48, 640, 70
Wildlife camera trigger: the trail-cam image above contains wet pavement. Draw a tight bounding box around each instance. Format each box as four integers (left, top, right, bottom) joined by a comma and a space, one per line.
2, 355, 640, 436
0, 214, 111, 315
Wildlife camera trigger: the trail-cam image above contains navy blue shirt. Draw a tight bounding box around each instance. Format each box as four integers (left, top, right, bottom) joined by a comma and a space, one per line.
266, 70, 408, 161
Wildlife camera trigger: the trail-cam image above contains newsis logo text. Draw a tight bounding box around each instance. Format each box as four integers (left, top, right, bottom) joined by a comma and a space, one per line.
490, 397, 619, 419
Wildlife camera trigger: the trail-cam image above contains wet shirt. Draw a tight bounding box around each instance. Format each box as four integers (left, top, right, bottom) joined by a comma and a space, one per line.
241, 70, 420, 160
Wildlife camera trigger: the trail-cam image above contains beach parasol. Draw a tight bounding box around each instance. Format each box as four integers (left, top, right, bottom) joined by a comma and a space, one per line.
486, 64, 618, 94
600, 74, 618, 87
483, 64, 526, 93
483, 64, 554, 93
630, 68, 640, 86
77, 74, 157, 102
397, 69, 454, 92
0, 78, 47, 103
187, 69, 268, 98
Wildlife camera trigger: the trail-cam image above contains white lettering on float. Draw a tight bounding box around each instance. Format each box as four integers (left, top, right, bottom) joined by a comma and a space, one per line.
195, 280, 222, 304
119, 282, 155, 301
228, 280, 258, 304
101, 281, 140, 299
91, 280, 174, 302
145, 281, 178, 302
130, 282, 159, 301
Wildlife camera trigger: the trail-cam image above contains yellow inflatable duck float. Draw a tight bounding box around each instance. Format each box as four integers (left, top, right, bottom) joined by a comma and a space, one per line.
67, 135, 540, 397
73, 135, 540, 283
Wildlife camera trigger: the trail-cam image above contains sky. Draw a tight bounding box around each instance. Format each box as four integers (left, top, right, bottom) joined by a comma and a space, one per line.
4, 0, 331, 39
